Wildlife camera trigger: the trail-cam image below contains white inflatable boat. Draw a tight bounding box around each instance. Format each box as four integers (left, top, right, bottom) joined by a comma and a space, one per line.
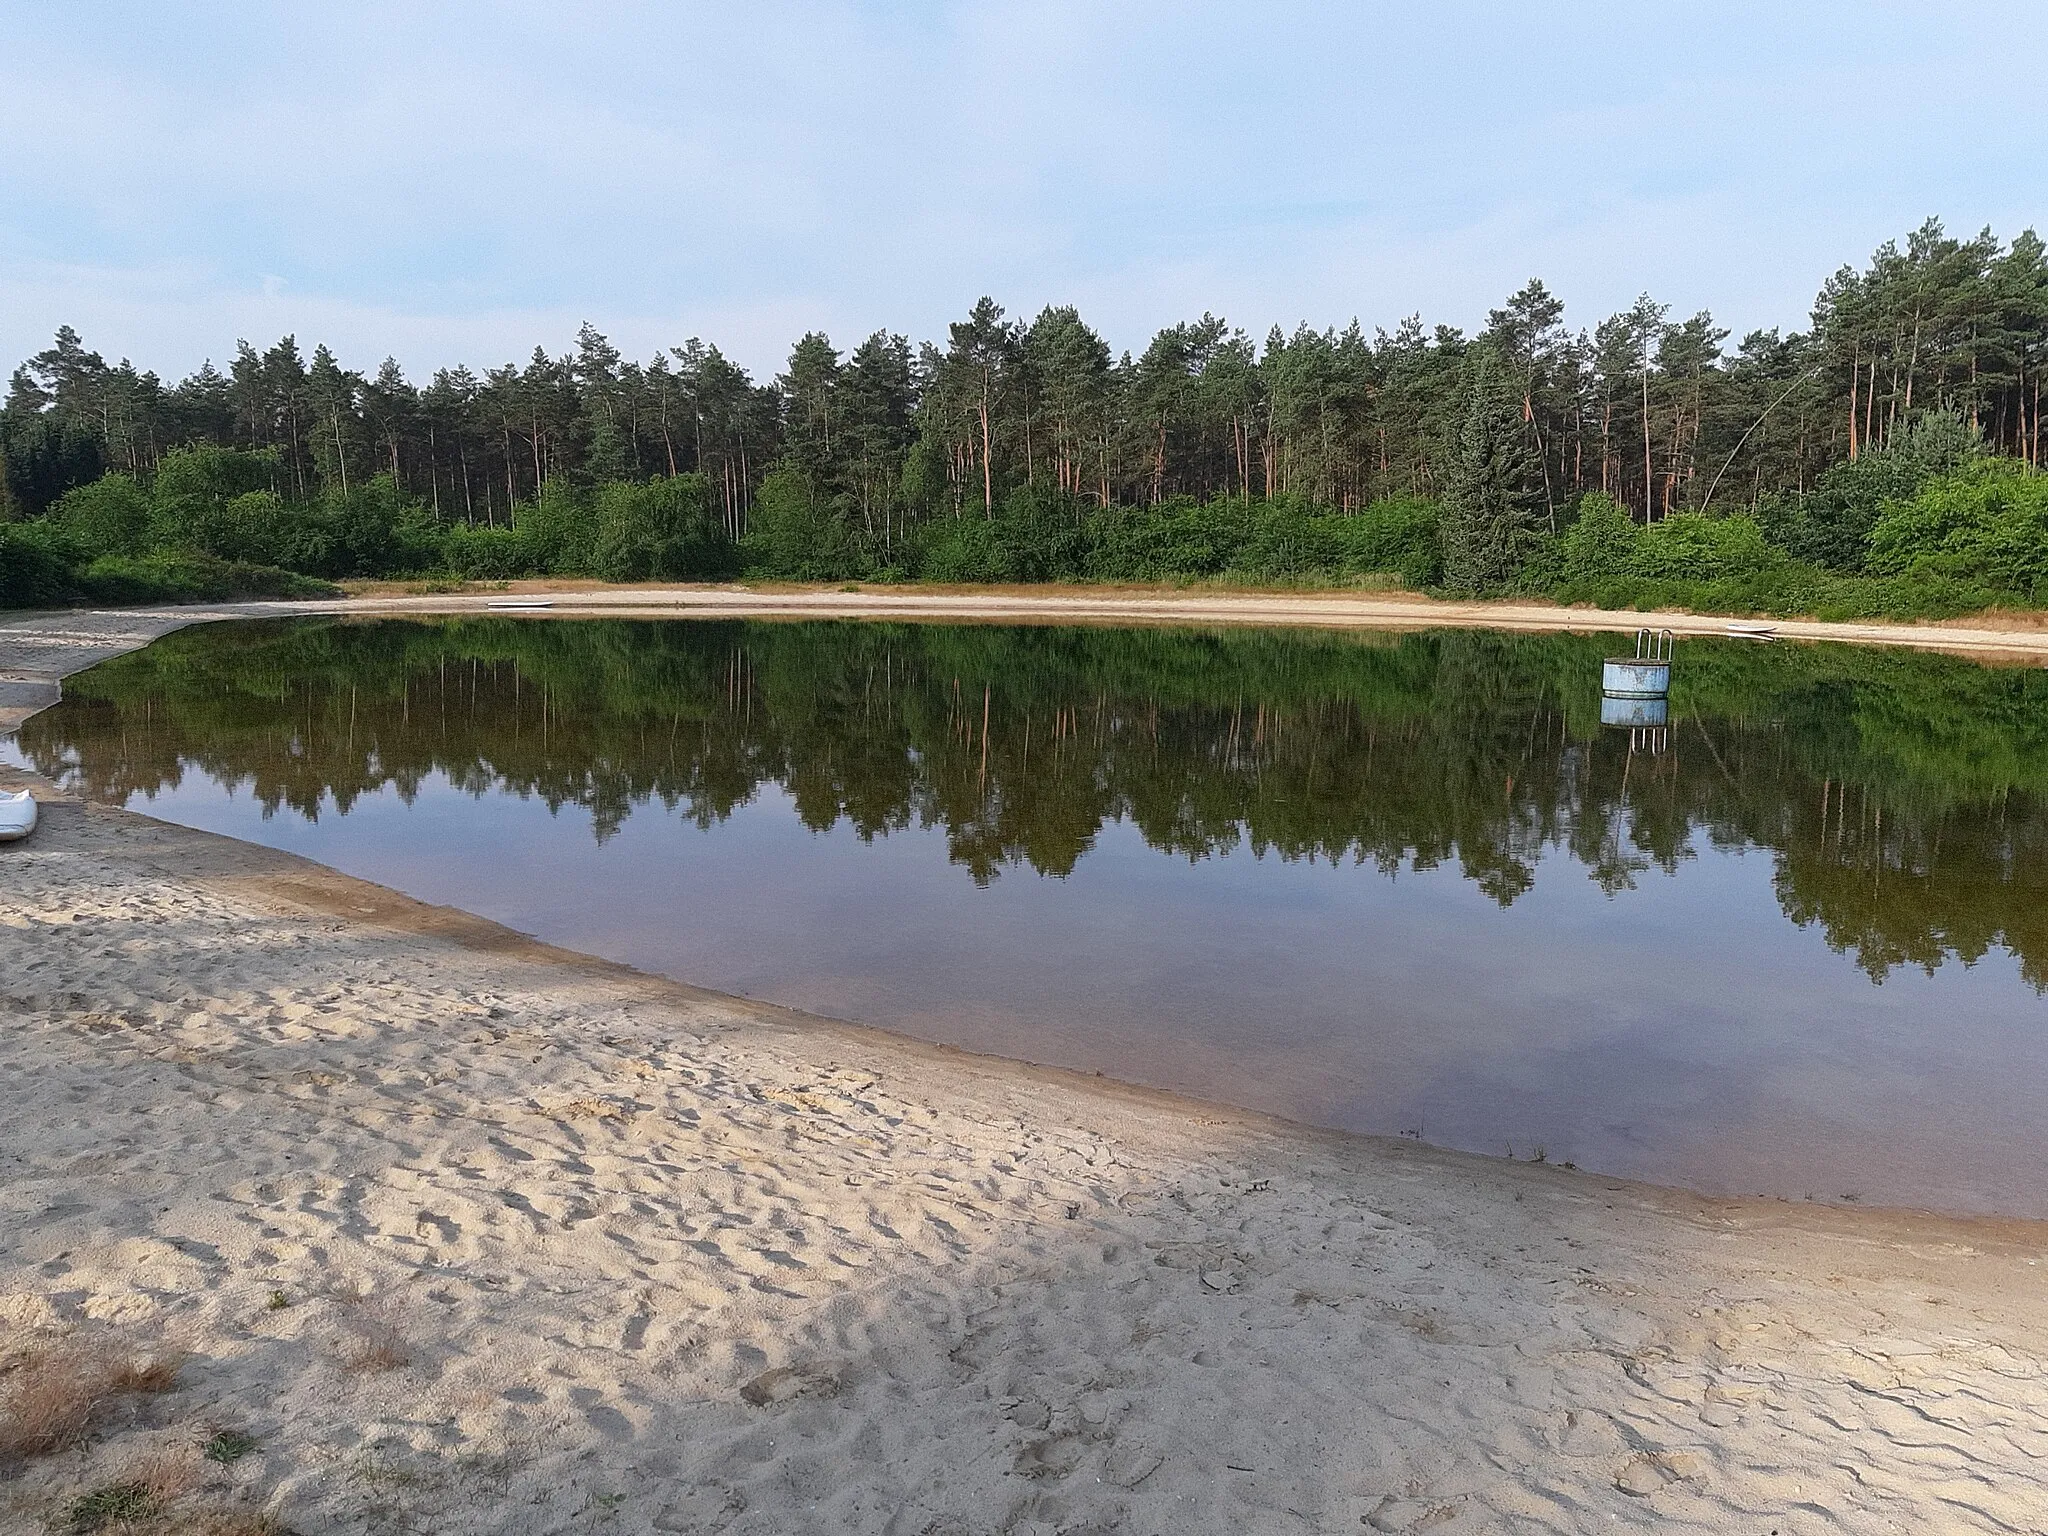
0, 790, 37, 843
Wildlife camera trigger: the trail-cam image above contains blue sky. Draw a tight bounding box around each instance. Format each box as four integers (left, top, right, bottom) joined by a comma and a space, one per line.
3, 1, 2038, 381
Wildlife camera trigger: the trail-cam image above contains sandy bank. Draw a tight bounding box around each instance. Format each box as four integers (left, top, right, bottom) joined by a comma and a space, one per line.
2, 781, 2046, 1533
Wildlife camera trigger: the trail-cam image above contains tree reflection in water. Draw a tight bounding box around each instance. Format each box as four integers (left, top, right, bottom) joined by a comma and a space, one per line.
21, 616, 2048, 987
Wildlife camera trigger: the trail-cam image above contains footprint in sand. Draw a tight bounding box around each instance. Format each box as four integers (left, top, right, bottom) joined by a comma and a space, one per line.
1614, 1450, 1706, 1496
737, 1363, 839, 1406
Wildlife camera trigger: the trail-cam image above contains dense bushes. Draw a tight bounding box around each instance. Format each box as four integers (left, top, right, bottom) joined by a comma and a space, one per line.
6, 416, 2048, 623
741, 470, 867, 580
0, 515, 337, 608
0, 523, 81, 607
6, 448, 736, 606
1866, 460, 2048, 598
736, 482, 1437, 589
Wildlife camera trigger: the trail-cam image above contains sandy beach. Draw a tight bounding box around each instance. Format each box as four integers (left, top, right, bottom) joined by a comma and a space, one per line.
3, 601, 2047, 1533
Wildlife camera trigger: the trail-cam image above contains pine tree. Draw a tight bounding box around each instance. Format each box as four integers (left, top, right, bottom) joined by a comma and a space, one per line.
1439, 349, 1543, 593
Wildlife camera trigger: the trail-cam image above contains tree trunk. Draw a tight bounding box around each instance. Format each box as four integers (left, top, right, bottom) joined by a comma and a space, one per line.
978, 375, 995, 518
1847, 351, 1860, 461
1640, 366, 1654, 522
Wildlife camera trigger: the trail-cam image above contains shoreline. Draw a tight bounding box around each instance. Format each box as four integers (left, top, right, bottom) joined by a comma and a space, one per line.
5, 601, 2048, 1531
6, 599, 2044, 1226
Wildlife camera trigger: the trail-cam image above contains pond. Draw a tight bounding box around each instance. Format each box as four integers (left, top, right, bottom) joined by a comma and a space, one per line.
12, 616, 2048, 1218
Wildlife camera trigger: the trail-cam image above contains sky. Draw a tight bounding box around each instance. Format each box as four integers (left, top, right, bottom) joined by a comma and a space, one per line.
2, 1, 2039, 383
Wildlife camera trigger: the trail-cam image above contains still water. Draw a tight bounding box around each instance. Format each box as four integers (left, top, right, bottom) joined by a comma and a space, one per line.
12, 617, 2048, 1217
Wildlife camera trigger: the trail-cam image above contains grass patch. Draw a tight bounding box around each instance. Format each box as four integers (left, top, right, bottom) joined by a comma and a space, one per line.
65, 1481, 156, 1533
204, 1429, 259, 1465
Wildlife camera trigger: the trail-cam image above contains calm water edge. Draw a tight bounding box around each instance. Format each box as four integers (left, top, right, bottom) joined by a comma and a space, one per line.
12, 616, 2048, 1218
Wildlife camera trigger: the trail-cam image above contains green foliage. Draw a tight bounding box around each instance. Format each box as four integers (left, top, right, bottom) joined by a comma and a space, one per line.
80, 553, 339, 604
149, 445, 282, 559
8, 412, 2045, 630
513, 479, 599, 575
1329, 497, 1441, 587
1867, 459, 2048, 597
1556, 493, 1637, 581
1631, 513, 1778, 581
439, 524, 536, 580
742, 469, 863, 579
1438, 351, 1543, 593
1779, 411, 1980, 571
1084, 499, 1234, 581
0, 410, 103, 516
1550, 566, 1990, 622
591, 473, 736, 581
918, 487, 1089, 583
0, 521, 83, 606
51, 473, 152, 554
287, 477, 441, 577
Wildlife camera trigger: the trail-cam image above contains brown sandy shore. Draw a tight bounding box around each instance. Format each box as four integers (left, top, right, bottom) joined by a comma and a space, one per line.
3, 601, 2047, 1533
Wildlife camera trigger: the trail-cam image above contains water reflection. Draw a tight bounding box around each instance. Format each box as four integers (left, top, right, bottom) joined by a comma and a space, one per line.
14, 617, 2048, 1214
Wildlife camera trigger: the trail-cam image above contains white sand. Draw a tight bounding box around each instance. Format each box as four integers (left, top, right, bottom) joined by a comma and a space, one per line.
1, 792, 2045, 1534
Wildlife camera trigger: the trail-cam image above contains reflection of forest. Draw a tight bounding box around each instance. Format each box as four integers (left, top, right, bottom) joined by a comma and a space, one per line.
22, 617, 2048, 987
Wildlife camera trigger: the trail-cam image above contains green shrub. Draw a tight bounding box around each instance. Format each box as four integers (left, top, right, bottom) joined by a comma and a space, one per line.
1549, 565, 1992, 622
1779, 411, 1980, 571
1556, 493, 1637, 582
148, 446, 286, 561
1231, 501, 1341, 580
742, 468, 863, 579
1331, 496, 1440, 586
1632, 512, 1778, 581
79, 553, 340, 605
0, 522, 82, 606
1867, 459, 2048, 597
592, 473, 737, 581
299, 477, 442, 577
51, 473, 152, 555
1084, 499, 1238, 581
438, 524, 535, 580
514, 480, 599, 574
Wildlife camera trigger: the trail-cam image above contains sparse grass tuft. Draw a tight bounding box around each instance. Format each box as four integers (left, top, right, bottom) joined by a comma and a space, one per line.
106, 1356, 182, 1395
0, 1345, 182, 1461
341, 1338, 411, 1373
265, 1291, 290, 1312
65, 1481, 156, 1533
336, 1301, 411, 1373
131, 1444, 202, 1500
204, 1429, 259, 1465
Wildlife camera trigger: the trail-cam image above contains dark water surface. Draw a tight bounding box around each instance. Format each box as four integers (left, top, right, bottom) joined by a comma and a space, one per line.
13, 616, 2048, 1217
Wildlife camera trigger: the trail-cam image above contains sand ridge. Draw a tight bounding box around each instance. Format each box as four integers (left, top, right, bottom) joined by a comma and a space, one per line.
1, 799, 2045, 1533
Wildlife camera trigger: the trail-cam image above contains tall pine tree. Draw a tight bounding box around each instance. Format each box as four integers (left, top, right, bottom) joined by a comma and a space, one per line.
1439, 348, 1542, 593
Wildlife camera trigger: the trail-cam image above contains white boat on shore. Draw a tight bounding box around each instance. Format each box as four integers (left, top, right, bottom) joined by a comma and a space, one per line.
0, 790, 37, 843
